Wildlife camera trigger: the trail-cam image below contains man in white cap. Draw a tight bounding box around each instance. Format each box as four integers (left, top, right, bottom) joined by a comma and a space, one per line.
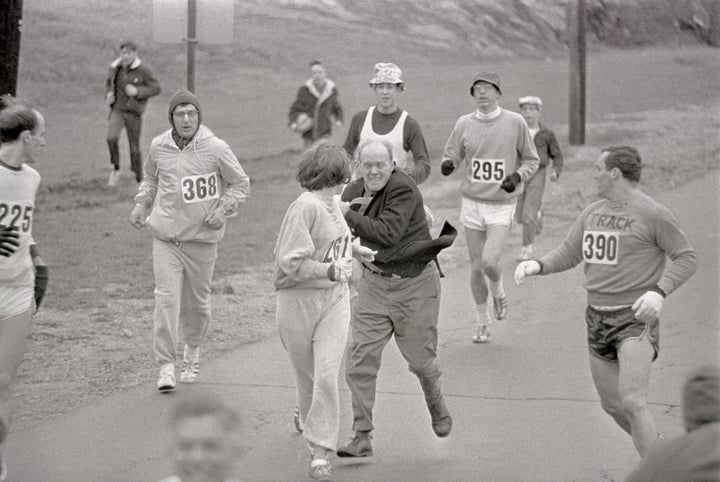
440, 72, 539, 344
342, 62, 431, 185
515, 95, 563, 261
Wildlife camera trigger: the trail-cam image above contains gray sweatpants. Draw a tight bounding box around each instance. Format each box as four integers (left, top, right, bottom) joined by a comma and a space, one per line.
277, 283, 350, 451
152, 238, 217, 365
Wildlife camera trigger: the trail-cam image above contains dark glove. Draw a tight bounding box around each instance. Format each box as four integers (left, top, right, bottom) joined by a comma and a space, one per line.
440, 160, 455, 176
500, 172, 522, 193
34, 265, 49, 311
0, 225, 20, 257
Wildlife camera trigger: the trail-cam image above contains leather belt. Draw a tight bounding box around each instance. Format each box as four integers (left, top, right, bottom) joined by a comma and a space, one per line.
363, 264, 403, 280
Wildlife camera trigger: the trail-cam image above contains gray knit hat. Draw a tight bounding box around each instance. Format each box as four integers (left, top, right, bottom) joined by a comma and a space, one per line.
168, 89, 202, 127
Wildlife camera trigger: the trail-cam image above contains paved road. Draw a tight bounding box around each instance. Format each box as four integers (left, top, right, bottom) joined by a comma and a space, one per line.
7, 174, 718, 482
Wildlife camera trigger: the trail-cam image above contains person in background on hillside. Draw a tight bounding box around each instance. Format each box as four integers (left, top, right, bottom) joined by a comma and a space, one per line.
514, 96, 563, 261
440, 72, 539, 344
625, 363, 720, 481
0, 96, 50, 482
159, 393, 242, 482
342, 62, 430, 186
288, 60, 343, 148
130, 90, 250, 392
336, 139, 457, 459
515, 145, 698, 458
105, 40, 161, 187
273, 142, 376, 481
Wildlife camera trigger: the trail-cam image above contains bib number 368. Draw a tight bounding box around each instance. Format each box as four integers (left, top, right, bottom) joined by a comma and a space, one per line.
583, 230, 619, 265
471, 158, 505, 183
181, 173, 219, 204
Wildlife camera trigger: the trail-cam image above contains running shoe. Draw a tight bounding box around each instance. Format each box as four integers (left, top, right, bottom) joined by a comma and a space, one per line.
308, 458, 334, 481
492, 295, 508, 320
293, 405, 303, 433
157, 363, 176, 391
472, 324, 490, 343
179, 345, 200, 384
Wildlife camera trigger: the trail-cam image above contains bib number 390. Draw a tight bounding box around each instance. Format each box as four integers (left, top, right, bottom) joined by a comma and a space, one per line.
583, 230, 619, 265
471, 158, 505, 183
181, 173, 219, 204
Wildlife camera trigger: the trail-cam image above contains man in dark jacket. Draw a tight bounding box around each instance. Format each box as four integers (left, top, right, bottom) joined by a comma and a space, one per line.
105, 40, 161, 186
336, 139, 456, 458
515, 96, 563, 261
288, 60, 343, 147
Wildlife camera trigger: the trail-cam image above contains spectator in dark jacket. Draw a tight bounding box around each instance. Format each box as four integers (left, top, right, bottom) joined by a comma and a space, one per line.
288, 60, 343, 147
105, 40, 161, 186
515, 95, 563, 261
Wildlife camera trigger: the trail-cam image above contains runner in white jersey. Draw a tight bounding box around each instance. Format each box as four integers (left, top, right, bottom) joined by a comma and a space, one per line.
342, 63, 431, 186
515, 146, 697, 457
0, 97, 49, 481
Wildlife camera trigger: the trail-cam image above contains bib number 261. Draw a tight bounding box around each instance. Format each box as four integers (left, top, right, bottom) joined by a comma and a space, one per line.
471, 158, 505, 183
583, 231, 619, 265
181, 173, 219, 204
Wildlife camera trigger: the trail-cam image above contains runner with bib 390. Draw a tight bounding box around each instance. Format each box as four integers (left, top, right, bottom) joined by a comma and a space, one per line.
514, 145, 697, 458
440, 72, 538, 344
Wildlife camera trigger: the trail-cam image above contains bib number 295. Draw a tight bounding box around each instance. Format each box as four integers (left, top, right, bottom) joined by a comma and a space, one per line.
471, 158, 505, 183
181, 173, 219, 204
583, 231, 619, 265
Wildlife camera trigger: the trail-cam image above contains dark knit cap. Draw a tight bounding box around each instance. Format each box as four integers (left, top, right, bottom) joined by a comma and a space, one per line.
683, 364, 720, 431
168, 89, 202, 127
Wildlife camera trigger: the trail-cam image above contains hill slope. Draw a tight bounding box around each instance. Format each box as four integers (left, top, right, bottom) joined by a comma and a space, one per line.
18, 0, 718, 104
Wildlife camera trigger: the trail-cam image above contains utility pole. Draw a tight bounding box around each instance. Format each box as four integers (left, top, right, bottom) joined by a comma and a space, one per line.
0, 0, 24, 96
186, 0, 197, 93
568, 0, 586, 145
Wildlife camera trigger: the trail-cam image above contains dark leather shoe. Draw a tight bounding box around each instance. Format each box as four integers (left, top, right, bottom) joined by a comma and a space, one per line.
336, 431, 373, 457
427, 394, 453, 438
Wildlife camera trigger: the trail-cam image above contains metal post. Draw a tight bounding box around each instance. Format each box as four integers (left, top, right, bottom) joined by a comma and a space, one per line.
186, 0, 197, 93
568, 0, 586, 145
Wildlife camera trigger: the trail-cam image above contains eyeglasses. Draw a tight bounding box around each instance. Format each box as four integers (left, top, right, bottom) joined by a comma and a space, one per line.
173, 110, 198, 119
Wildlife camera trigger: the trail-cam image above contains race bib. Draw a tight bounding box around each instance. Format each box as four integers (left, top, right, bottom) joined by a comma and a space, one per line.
0, 202, 33, 233
471, 158, 505, 183
583, 230, 619, 265
321, 233, 352, 263
181, 172, 220, 204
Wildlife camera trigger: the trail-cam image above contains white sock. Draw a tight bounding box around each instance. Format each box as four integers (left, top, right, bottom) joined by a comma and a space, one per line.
184, 344, 200, 361
476, 303, 491, 326
487, 274, 505, 298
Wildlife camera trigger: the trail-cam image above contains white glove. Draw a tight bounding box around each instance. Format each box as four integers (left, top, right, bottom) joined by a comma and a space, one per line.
353, 244, 377, 263
514, 260, 541, 285
125, 84, 138, 97
632, 291, 664, 323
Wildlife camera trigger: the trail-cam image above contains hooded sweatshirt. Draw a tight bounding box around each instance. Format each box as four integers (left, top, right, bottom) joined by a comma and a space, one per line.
134, 90, 250, 243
